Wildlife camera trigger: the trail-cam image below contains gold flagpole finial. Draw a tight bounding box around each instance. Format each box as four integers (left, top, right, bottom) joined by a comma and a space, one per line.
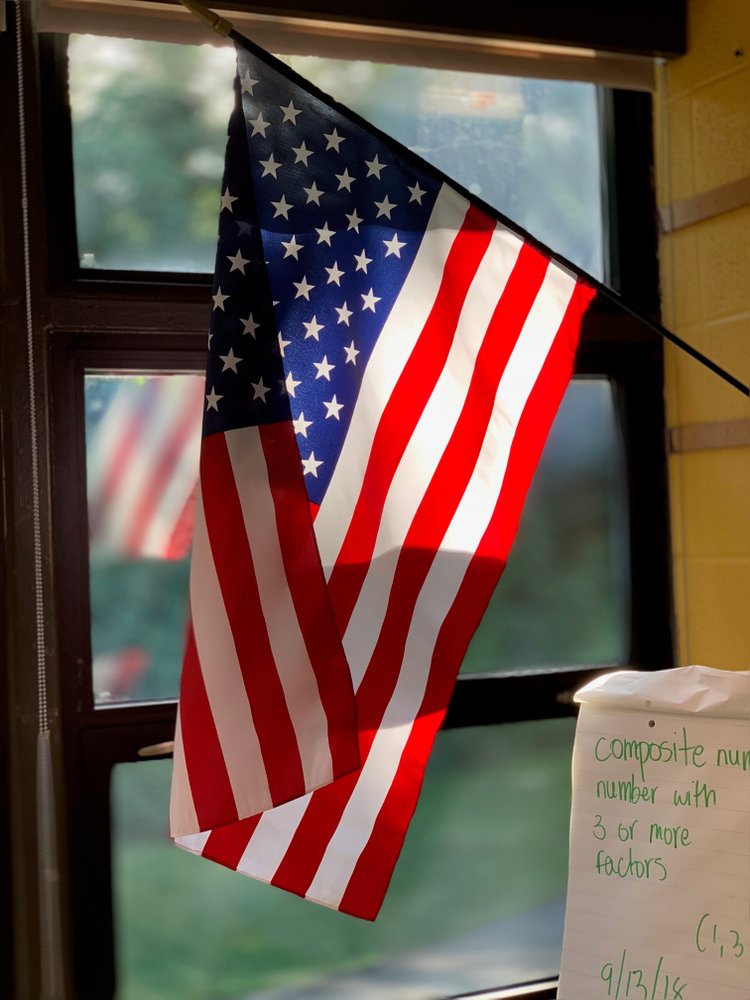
176, 0, 234, 37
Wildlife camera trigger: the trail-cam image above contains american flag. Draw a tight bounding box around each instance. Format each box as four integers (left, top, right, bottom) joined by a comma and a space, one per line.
170, 37, 595, 919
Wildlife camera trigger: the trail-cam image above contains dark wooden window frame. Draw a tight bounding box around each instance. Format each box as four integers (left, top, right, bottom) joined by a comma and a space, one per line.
138, 0, 688, 59
1, 11, 674, 998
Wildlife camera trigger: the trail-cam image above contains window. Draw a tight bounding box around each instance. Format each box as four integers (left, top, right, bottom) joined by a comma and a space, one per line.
112, 721, 576, 999
1, 8, 674, 998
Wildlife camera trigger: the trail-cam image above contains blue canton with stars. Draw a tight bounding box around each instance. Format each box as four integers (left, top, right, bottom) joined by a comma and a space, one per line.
204, 42, 440, 505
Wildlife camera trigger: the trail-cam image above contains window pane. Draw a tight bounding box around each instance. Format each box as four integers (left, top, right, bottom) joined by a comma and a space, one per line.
85, 375, 627, 702
85, 373, 202, 703
461, 378, 629, 673
69, 36, 602, 276
112, 718, 574, 999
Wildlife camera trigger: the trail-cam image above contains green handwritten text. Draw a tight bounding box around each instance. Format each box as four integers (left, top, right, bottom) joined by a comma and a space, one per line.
595, 847, 667, 882
601, 949, 687, 999
594, 728, 705, 783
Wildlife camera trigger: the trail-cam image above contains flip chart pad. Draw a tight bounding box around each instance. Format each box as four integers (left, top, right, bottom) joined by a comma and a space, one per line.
558, 665, 750, 1000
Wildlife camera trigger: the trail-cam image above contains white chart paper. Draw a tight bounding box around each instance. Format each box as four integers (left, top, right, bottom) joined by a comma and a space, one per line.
558, 665, 750, 1000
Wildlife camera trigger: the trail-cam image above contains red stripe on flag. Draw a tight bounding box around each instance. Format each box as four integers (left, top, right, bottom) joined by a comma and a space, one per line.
326, 203, 496, 632
259, 422, 360, 778
200, 432, 306, 806
179, 621, 238, 832
203, 814, 263, 871
338, 280, 594, 919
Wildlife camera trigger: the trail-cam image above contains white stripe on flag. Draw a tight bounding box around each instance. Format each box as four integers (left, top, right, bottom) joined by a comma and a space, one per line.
176, 830, 211, 855
224, 426, 334, 790
190, 476, 273, 817
236, 794, 312, 884
442, 263, 578, 556
169, 707, 200, 836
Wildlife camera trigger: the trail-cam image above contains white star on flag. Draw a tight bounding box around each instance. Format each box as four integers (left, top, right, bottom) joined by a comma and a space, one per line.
212, 287, 229, 311
281, 235, 303, 260
277, 331, 291, 357
325, 261, 344, 285
219, 348, 242, 373
204, 386, 222, 411
227, 250, 250, 273
303, 182, 324, 205
240, 314, 259, 337
361, 288, 381, 312
292, 411, 313, 437
323, 128, 345, 151
240, 71, 257, 94
345, 209, 362, 232
250, 377, 270, 402
248, 112, 270, 137
408, 181, 426, 203
374, 194, 397, 219
271, 195, 293, 219
335, 168, 355, 192
280, 100, 302, 124
383, 233, 406, 258
284, 371, 301, 397
293, 276, 314, 300
301, 452, 323, 476
335, 302, 352, 325
323, 395, 344, 419
315, 222, 335, 246
353, 250, 372, 273
219, 187, 238, 212
259, 154, 281, 178
303, 316, 324, 340
313, 355, 335, 380
365, 154, 386, 178
292, 141, 313, 165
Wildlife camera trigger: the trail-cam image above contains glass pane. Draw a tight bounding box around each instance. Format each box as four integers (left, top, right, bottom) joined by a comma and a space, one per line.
69, 38, 235, 271
461, 378, 629, 674
113, 718, 574, 999
85, 375, 627, 703
69, 36, 602, 276
85, 373, 203, 703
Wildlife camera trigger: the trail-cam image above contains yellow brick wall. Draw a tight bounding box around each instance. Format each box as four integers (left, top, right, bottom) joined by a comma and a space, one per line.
655, 0, 750, 670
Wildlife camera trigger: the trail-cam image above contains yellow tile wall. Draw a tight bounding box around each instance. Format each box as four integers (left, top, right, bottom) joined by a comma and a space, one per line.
656, 0, 750, 671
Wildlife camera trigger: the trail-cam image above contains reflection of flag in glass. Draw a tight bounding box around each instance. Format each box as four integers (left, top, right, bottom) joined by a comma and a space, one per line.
92, 647, 150, 701
170, 36, 596, 920
87, 376, 204, 559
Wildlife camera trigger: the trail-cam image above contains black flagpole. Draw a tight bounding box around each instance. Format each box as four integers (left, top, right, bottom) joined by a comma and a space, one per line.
176, 0, 750, 399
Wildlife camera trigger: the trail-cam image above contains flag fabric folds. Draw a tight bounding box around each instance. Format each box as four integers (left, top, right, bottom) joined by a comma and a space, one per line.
170, 36, 596, 919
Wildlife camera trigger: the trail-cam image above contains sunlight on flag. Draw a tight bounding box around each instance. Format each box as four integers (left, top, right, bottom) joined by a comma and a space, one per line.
170, 35, 595, 920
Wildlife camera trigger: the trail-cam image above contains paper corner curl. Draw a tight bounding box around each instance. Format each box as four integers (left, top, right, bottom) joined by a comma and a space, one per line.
574, 663, 750, 719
